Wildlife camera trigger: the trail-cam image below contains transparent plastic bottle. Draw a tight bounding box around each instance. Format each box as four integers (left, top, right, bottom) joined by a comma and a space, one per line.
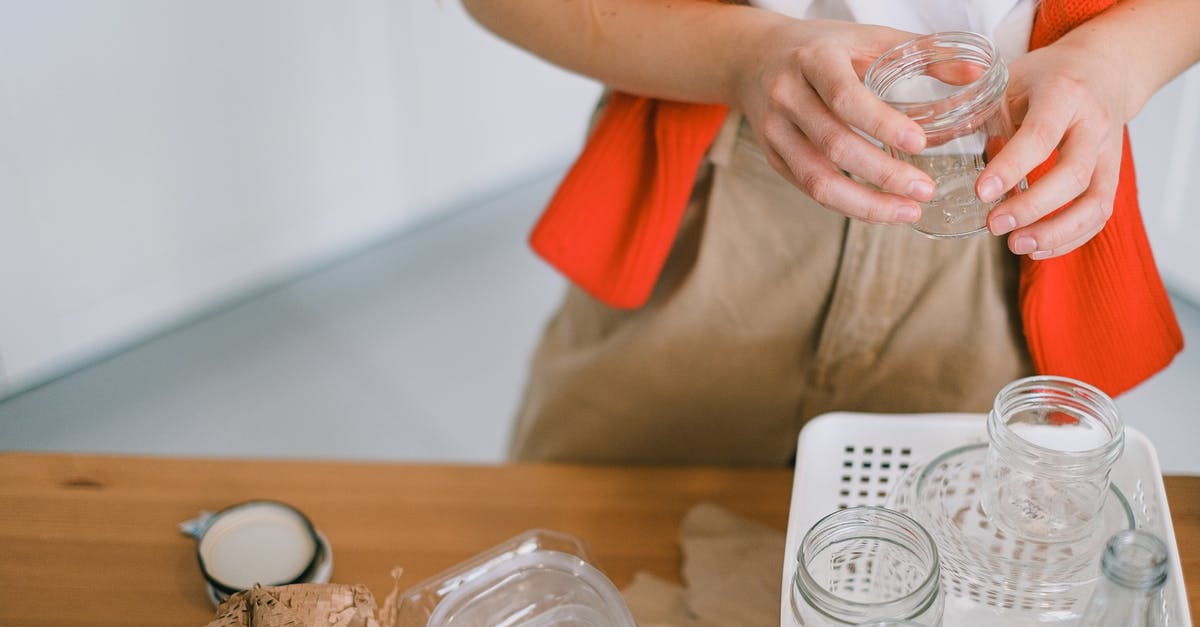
1079, 530, 1170, 626
865, 31, 1023, 239
791, 506, 943, 626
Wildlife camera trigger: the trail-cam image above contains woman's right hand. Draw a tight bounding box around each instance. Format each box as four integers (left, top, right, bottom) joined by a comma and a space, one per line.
731, 19, 936, 224
463, 1, 935, 223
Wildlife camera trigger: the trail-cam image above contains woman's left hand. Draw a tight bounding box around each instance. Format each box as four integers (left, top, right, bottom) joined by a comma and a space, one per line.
977, 40, 1131, 260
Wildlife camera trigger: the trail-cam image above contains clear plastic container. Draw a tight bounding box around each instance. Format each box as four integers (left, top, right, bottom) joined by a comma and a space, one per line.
393, 529, 637, 627
865, 31, 1023, 239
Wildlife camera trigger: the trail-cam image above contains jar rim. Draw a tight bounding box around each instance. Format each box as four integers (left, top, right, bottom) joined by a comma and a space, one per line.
1101, 529, 1169, 590
988, 375, 1125, 474
864, 31, 1008, 137
793, 506, 941, 623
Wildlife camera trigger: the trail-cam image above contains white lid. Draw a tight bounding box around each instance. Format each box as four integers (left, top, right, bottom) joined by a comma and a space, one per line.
197, 501, 319, 591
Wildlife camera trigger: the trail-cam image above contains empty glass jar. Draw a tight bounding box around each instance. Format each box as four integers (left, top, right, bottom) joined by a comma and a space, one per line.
980, 375, 1125, 543
865, 31, 1023, 238
791, 506, 943, 626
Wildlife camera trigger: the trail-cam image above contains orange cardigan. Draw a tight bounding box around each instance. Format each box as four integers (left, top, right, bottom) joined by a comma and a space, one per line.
530, 0, 1182, 397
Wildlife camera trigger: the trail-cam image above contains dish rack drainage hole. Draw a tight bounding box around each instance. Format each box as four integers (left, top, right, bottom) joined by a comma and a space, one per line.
836, 445, 911, 509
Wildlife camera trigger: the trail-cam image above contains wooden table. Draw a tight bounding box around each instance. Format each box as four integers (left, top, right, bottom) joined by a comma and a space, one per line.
0, 453, 1195, 626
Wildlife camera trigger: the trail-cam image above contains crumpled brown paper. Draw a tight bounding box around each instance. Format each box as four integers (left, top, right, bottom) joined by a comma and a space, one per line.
203, 583, 384, 627
621, 502, 785, 627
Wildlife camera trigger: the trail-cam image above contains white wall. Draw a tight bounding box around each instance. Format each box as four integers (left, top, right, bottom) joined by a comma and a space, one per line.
1130, 64, 1200, 305
0, 1, 601, 397
0, 1, 1193, 400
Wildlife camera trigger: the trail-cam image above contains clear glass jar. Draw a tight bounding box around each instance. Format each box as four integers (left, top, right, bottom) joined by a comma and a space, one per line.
980, 375, 1125, 543
1080, 530, 1170, 626
791, 507, 943, 626
865, 31, 1023, 238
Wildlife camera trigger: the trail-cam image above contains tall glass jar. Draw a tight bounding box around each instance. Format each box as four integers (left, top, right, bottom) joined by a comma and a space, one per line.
791, 507, 943, 626
980, 375, 1125, 543
865, 31, 1023, 238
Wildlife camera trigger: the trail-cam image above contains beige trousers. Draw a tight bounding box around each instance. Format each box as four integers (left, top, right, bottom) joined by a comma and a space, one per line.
511, 115, 1033, 466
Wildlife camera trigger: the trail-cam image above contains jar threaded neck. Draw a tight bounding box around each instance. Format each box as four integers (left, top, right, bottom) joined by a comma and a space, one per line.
1101, 530, 1169, 590
864, 31, 1008, 143
793, 507, 941, 624
987, 375, 1125, 477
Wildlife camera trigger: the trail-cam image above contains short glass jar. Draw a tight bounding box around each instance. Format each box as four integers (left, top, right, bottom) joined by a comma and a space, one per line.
865, 31, 1023, 238
791, 506, 943, 626
980, 375, 1126, 543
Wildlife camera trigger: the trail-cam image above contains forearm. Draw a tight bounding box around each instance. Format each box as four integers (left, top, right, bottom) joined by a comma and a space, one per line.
461, 0, 785, 105
1055, 0, 1200, 120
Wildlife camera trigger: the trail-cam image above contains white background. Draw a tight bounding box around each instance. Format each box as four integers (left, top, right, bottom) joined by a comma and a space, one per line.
0, 2, 1195, 398
0, 1, 601, 396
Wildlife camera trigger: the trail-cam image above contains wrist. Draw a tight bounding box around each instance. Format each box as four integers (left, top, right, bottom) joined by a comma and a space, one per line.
714, 9, 797, 109
1051, 38, 1143, 123
1051, 0, 1200, 122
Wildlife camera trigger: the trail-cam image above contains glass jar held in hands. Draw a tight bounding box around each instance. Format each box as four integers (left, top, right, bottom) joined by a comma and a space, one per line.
865, 31, 1025, 239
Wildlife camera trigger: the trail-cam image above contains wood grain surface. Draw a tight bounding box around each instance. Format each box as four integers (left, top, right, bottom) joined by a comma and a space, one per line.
0, 453, 1194, 626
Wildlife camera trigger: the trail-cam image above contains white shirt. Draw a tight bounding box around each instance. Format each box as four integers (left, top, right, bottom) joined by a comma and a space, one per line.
751, 0, 1037, 62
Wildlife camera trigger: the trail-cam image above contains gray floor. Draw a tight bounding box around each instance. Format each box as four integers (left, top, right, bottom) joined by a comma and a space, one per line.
2, 172, 1198, 473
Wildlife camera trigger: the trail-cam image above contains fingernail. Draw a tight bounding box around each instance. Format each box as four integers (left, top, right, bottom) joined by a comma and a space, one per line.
1013, 236, 1037, 255
978, 176, 1003, 203
1030, 250, 1052, 260
989, 214, 1017, 236
906, 179, 935, 201
895, 205, 921, 223
897, 130, 924, 154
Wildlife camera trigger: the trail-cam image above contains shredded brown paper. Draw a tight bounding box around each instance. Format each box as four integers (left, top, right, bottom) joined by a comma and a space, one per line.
204, 583, 385, 627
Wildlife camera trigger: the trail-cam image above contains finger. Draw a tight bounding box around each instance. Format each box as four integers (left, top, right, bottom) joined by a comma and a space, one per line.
803, 47, 927, 154
986, 120, 1106, 235
1018, 217, 1105, 260
761, 121, 922, 224
1004, 144, 1120, 258
787, 85, 935, 201
976, 98, 1075, 203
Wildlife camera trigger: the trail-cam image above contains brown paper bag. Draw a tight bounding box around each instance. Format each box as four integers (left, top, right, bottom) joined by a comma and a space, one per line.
622, 502, 785, 627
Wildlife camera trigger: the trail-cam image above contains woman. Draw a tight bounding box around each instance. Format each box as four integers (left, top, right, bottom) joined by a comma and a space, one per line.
463, 0, 1197, 464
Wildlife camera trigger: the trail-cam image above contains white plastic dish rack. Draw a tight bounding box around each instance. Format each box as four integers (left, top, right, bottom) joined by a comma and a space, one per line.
780, 412, 1191, 626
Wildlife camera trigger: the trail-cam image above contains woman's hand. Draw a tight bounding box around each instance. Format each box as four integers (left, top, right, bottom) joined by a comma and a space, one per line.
978, 0, 1200, 259
730, 20, 937, 224
978, 41, 1131, 259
